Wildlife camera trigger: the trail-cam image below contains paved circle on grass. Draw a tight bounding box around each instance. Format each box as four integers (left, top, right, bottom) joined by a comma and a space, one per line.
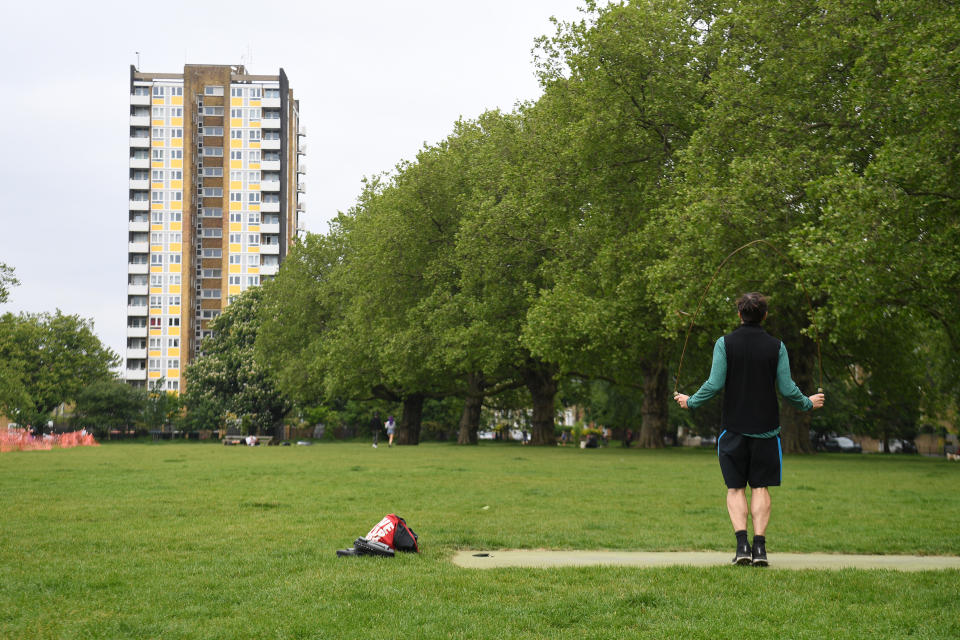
453, 550, 960, 571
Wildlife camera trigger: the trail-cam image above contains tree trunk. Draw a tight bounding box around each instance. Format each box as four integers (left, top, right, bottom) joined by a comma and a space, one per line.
522, 363, 558, 446
638, 360, 668, 448
780, 336, 817, 454
457, 373, 484, 445
396, 393, 424, 445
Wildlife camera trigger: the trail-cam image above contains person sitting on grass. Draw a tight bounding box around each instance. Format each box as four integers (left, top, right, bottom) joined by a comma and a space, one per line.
674, 292, 824, 566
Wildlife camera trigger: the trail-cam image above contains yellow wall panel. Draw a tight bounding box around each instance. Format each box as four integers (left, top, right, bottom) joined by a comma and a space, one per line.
170, 180, 183, 189
229, 264, 242, 274
171, 159, 183, 169
149, 307, 161, 316
152, 98, 164, 105
167, 348, 180, 358
171, 201, 182, 210
170, 222, 181, 231
249, 163, 260, 170
229, 285, 241, 295
152, 139, 165, 147
152, 161, 164, 168
249, 204, 260, 211
166, 369, 180, 379
230, 138, 242, 149
151, 224, 163, 231
149, 371, 162, 379
169, 285, 181, 294
150, 266, 163, 273
249, 121, 260, 128
168, 306, 180, 315
230, 223, 241, 232
229, 244, 242, 253
169, 264, 181, 273
171, 117, 183, 126
150, 329, 162, 336
231, 97, 242, 107
152, 203, 163, 210
171, 96, 183, 105
152, 119, 164, 126
150, 288, 162, 294
230, 160, 242, 170
230, 181, 242, 190
171, 139, 183, 148
247, 267, 259, 274
248, 246, 260, 253
229, 202, 241, 211
249, 142, 260, 149
150, 245, 162, 252
169, 243, 181, 252
249, 99, 261, 107
167, 327, 180, 336
149, 350, 161, 357
249, 184, 260, 191
151, 182, 164, 190
231, 118, 242, 128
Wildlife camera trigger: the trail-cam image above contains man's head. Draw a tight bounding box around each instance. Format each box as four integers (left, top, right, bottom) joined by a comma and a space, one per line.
737, 292, 768, 323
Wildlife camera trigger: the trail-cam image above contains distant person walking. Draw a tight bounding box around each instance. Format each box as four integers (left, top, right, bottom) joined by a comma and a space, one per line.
675, 292, 824, 566
385, 416, 396, 447
370, 411, 381, 448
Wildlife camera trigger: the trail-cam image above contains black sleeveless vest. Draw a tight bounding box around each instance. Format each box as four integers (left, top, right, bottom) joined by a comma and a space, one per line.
722, 323, 781, 434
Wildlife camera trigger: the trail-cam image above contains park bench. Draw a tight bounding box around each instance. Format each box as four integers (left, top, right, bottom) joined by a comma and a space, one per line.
223, 435, 274, 446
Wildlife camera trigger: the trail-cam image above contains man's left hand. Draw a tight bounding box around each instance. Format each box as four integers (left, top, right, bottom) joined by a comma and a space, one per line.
674, 393, 690, 409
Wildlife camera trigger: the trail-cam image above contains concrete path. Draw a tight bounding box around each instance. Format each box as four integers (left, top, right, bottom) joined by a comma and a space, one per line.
452, 550, 960, 572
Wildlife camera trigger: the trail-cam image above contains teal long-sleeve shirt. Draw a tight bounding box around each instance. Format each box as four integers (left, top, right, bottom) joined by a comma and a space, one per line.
687, 337, 812, 436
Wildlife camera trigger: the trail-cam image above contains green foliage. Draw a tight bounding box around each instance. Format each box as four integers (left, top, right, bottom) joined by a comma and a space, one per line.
0, 261, 18, 304
72, 379, 146, 436
184, 287, 290, 434
0, 310, 118, 428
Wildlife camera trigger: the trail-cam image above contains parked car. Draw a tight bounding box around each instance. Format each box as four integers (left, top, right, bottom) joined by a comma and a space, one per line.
822, 436, 862, 453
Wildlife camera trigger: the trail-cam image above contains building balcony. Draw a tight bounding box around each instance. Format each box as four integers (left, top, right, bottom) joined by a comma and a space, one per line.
261, 160, 281, 171
297, 163, 306, 175
261, 118, 281, 130
128, 263, 149, 275
129, 136, 151, 148
126, 326, 148, 338
126, 348, 147, 359
261, 180, 280, 192
125, 368, 148, 381
296, 200, 305, 212
127, 305, 148, 317
261, 201, 280, 213
130, 115, 150, 126
260, 263, 279, 276
260, 243, 280, 255
129, 179, 149, 190
129, 200, 149, 211
297, 183, 305, 193
261, 139, 281, 150
262, 97, 281, 108
127, 284, 149, 296
130, 94, 151, 106
130, 157, 150, 169
297, 143, 307, 155
129, 219, 149, 232
260, 222, 280, 234
298, 125, 307, 137
128, 241, 149, 253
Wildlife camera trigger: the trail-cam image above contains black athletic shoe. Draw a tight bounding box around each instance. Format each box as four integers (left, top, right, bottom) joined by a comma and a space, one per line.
733, 541, 752, 565
752, 541, 768, 567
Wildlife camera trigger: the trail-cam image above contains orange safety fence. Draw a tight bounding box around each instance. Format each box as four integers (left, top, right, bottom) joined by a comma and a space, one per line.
0, 428, 99, 453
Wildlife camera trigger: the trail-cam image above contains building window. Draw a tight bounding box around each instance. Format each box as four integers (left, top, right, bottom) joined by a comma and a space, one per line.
229, 212, 242, 223
169, 254, 182, 264
247, 212, 260, 224
202, 228, 222, 238
231, 87, 243, 97
202, 167, 223, 177
168, 317, 180, 327
201, 289, 221, 299
247, 276, 259, 286
203, 126, 223, 136
231, 129, 243, 140
153, 86, 165, 97
166, 380, 179, 391
168, 296, 180, 306
171, 87, 183, 96
248, 129, 261, 141
204, 86, 224, 96
230, 150, 242, 161
228, 275, 241, 285
149, 317, 162, 328
264, 88, 280, 98
202, 269, 221, 278
171, 149, 183, 159
229, 233, 242, 244
202, 207, 222, 217
202, 249, 222, 258
229, 254, 241, 264
230, 193, 242, 203
203, 147, 224, 157
202, 187, 223, 197
248, 192, 260, 203
170, 212, 182, 222
149, 359, 161, 370
168, 359, 180, 370
203, 106, 224, 116
152, 192, 164, 203
150, 274, 163, 286
247, 254, 259, 266
150, 337, 162, 349
151, 254, 164, 265
248, 234, 259, 246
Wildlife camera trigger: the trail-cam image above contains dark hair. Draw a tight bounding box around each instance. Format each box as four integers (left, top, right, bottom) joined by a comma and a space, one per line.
737, 292, 768, 323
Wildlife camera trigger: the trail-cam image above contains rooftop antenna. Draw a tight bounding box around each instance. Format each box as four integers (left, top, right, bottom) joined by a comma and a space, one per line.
135, 51, 140, 70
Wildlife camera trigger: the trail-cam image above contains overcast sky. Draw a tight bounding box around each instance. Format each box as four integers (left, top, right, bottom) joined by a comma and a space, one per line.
0, 0, 588, 366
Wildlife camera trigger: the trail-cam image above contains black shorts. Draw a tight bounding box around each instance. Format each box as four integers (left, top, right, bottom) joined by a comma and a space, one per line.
717, 430, 782, 489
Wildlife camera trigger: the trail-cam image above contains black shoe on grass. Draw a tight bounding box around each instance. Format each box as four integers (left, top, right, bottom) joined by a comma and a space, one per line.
751, 540, 768, 567
733, 541, 752, 565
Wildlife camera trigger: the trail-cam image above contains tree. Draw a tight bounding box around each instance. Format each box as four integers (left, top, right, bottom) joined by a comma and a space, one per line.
0, 311, 118, 429
183, 287, 290, 436
0, 262, 18, 304
523, 0, 709, 446
72, 379, 146, 436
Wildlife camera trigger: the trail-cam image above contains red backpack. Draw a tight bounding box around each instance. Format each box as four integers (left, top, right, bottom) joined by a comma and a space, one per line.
365, 514, 419, 553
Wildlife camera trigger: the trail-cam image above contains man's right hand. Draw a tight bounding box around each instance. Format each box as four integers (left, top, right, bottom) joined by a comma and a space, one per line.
809, 393, 825, 409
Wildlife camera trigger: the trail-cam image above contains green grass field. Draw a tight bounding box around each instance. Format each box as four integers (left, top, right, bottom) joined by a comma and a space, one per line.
2, 442, 958, 639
